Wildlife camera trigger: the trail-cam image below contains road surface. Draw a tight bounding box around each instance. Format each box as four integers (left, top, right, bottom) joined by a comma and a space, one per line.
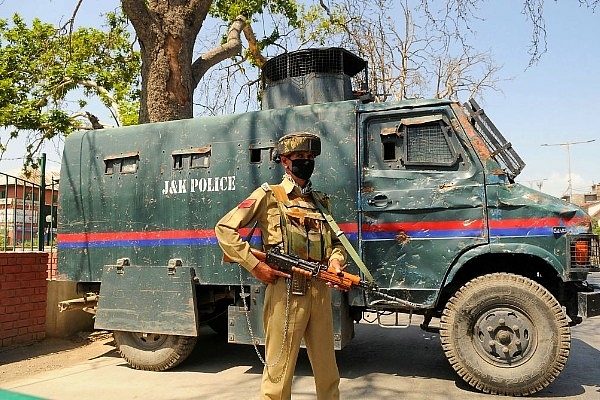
1, 311, 600, 400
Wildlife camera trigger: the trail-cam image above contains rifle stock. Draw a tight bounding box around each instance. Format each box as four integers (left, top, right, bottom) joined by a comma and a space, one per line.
221, 248, 267, 264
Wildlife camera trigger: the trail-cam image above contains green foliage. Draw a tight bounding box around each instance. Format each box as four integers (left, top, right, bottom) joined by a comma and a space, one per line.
0, 11, 140, 169
593, 219, 600, 236
211, 0, 299, 25
296, 3, 346, 46
210, 0, 300, 65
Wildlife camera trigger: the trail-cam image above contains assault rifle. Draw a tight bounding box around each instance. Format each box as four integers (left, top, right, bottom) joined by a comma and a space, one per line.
252, 247, 419, 308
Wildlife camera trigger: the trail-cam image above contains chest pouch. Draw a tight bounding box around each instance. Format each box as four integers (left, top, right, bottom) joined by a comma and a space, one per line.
270, 185, 332, 261
270, 185, 333, 295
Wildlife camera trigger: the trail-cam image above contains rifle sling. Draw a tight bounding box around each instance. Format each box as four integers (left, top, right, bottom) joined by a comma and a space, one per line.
312, 193, 375, 283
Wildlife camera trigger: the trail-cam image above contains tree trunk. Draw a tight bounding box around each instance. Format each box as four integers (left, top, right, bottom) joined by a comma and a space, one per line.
122, 0, 211, 123
141, 31, 196, 122
121, 0, 249, 124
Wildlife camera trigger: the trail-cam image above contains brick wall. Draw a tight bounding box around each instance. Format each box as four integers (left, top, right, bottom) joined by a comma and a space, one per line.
47, 250, 57, 279
0, 252, 48, 347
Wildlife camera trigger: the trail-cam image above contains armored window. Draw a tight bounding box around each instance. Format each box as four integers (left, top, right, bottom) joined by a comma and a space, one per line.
366, 118, 404, 169
400, 115, 458, 167
104, 152, 139, 175
190, 148, 211, 168
366, 113, 461, 171
105, 160, 115, 174
249, 142, 276, 164
380, 127, 400, 162
120, 156, 139, 173
173, 155, 184, 170
171, 146, 211, 169
250, 148, 262, 163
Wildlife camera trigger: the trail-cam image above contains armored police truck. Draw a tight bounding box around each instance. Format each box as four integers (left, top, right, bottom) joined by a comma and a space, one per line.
57, 48, 600, 396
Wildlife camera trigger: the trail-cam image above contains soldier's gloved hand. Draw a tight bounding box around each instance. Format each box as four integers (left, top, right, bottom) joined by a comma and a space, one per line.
251, 261, 291, 285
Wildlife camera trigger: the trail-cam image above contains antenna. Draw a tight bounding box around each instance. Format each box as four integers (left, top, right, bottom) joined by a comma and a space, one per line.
521, 179, 547, 192
541, 139, 596, 201
535, 179, 547, 191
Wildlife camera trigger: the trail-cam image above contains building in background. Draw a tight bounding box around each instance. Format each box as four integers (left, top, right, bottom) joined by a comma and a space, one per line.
563, 183, 600, 220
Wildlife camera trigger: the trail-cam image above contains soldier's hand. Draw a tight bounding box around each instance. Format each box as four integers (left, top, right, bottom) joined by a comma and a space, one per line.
251, 261, 291, 284
326, 258, 348, 291
329, 258, 346, 275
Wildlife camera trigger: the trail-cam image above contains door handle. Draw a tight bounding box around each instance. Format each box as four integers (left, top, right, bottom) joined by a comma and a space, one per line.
367, 194, 391, 208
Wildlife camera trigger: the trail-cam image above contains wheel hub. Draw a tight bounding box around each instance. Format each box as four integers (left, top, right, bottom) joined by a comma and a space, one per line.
131, 332, 169, 351
475, 309, 534, 366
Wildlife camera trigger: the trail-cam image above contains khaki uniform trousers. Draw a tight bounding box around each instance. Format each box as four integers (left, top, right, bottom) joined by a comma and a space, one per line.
261, 277, 340, 400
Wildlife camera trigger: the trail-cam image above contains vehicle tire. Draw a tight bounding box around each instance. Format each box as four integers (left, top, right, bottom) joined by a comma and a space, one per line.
113, 331, 198, 371
439, 273, 570, 396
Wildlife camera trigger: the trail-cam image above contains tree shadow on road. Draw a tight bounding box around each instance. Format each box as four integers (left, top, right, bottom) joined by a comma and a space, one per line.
0, 331, 115, 365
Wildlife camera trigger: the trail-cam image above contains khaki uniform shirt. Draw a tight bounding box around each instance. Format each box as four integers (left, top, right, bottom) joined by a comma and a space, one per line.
215, 175, 346, 271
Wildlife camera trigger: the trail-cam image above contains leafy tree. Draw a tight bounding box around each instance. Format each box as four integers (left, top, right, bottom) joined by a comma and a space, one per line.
195, 0, 600, 111
4, 0, 599, 169
0, 10, 140, 169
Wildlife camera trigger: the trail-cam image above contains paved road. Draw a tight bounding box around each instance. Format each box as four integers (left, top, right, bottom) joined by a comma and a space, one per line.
1, 311, 600, 400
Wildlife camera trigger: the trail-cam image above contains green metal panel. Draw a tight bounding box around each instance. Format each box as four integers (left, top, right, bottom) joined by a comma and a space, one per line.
227, 285, 265, 345
444, 242, 565, 284
57, 100, 361, 283
484, 183, 591, 279
94, 262, 198, 336
358, 104, 487, 307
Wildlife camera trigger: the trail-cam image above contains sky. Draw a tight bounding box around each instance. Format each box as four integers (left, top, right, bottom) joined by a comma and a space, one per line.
0, 0, 599, 198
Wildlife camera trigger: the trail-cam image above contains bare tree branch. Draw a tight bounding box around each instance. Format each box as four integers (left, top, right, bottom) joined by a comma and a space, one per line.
243, 22, 267, 68
79, 79, 121, 122
522, 0, 546, 67
191, 16, 246, 88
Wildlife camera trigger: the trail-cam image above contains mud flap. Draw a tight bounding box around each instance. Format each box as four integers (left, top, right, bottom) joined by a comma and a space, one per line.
227, 284, 266, 345
95, 259, 198, 336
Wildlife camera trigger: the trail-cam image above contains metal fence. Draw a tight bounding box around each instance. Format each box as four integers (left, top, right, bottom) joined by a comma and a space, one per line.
0, 159, 58, 253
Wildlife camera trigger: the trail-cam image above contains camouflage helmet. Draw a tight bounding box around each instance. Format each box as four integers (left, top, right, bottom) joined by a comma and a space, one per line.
276, 132, 321, 157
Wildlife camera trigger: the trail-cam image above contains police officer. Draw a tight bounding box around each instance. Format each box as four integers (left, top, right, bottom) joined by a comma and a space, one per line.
215, 132, 347, 400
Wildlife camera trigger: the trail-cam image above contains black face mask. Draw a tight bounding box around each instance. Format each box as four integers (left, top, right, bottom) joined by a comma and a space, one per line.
290, 159, 315, 181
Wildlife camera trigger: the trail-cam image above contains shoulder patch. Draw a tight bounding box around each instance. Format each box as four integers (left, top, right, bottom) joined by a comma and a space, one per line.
238, 198, 256, 209
260, 182, 271, 192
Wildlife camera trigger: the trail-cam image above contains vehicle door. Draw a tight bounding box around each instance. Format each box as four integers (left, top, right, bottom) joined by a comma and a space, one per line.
358, 105, 488, 306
